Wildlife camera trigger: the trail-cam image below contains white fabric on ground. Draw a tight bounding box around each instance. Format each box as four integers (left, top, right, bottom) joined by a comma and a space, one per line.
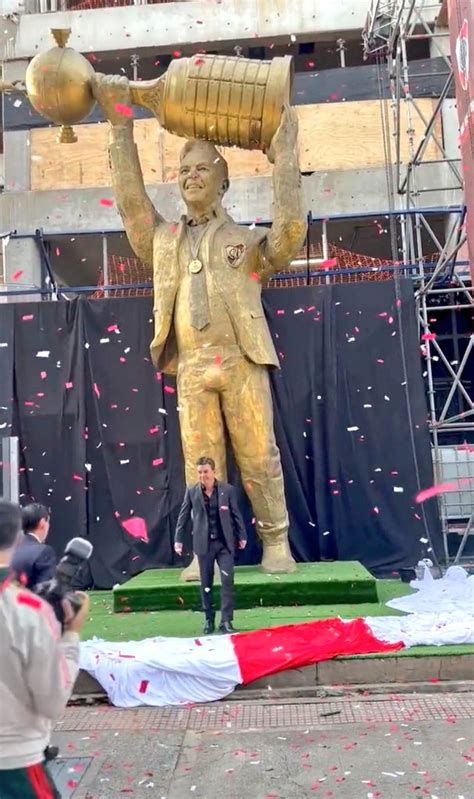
367, 612, 474, 646
367, 565, 474, 646
387, 565, 474, 616
79, 634, 241, 707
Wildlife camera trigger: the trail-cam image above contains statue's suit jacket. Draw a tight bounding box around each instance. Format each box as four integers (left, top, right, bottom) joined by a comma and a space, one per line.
150, 214, 281, 375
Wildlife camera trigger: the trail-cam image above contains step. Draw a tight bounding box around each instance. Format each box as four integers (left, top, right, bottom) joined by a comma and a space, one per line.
113, 561, 378, 613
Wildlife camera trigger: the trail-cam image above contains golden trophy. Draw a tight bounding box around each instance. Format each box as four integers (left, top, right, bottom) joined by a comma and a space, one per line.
1, 27, 293, 148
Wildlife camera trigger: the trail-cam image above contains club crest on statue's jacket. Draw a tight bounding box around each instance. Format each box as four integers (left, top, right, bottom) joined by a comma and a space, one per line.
225, 243, 246, 267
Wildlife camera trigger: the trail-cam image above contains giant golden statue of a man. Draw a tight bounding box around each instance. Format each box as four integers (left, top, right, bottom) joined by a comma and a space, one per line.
92, 73, 307, 575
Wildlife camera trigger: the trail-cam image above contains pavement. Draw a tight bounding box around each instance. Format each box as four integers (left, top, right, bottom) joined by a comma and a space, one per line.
50, 693, 474, 799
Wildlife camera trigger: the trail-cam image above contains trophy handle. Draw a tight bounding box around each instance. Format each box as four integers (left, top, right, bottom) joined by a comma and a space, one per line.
129, 78, 164, 118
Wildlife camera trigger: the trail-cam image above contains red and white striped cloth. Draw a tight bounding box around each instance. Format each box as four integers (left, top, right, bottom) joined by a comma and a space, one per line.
79, 617, 402, 707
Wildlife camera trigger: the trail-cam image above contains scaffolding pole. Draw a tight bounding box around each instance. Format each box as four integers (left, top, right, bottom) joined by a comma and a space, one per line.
363, 0, 473, 564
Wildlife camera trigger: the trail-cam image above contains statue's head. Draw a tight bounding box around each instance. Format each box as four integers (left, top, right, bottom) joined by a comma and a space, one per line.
178, 140, 229, 214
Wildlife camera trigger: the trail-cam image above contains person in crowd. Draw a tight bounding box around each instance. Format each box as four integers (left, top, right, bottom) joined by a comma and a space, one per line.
174, 456, 247, 635
0, 498, 89, 799
10, 503, 57, 590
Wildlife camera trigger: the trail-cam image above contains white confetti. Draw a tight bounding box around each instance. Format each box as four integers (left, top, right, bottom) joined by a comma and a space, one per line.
100, 337, 110, 344
0, 343, 8, 348
393, 486, 404, 493
347, 426, 359, 432
36, 351, 50, 358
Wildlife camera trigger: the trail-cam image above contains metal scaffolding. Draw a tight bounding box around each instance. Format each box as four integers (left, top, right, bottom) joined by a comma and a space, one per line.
363, 0, 473, 564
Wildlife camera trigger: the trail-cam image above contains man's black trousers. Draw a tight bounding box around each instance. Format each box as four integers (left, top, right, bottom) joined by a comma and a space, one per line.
197, 539, 234, 622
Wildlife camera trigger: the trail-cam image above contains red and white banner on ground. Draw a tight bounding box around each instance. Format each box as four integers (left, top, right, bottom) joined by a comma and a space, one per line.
80, 567, 474, 707
80, 617, 402, 708
448, 0, 474, 282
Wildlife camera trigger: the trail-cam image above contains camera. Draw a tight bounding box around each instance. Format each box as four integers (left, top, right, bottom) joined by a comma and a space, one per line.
36, 537, 93, 627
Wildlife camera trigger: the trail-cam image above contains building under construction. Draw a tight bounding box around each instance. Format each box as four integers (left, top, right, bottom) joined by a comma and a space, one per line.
0, 0, 472, 578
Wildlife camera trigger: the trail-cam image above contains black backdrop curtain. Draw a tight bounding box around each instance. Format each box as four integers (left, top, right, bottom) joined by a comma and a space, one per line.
0, 280, 441, 587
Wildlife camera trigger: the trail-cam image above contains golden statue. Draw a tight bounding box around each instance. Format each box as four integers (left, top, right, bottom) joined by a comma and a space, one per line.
91, 70, 306, 577
1, 30, 307, 575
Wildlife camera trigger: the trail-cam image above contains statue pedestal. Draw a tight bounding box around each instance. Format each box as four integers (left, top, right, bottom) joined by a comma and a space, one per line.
113, 561, 377, 613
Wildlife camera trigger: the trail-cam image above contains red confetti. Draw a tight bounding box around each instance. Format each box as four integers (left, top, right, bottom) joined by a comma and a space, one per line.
138, 679, 149, 694
164, 385, 175, 394
40, 371, 47, 380
22, 314, 34, 321
421, 332, 437, 341
66, 781, 78, 790
320, 258, 338, 270
215, 355, 222, 366
149, 426, 159, 435
93, 383, 101, 398
114, 103, 133, 118
73, 474, 83, 481
122, 517, 149, 543
107, 324, 119, 332
65, 382, 73, 389
12, 270, 23, 281
172, 50, 182, 58
152, 457, 164, 467
99, 198, 114, 207
416, 479, 470, 503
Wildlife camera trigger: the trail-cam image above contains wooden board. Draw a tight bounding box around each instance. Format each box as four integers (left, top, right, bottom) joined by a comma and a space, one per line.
31, 119, 163, 190
30, 100, 442, 191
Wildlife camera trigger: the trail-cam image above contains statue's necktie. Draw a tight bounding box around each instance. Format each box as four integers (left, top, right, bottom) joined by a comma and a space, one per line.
187, 223, 211, 331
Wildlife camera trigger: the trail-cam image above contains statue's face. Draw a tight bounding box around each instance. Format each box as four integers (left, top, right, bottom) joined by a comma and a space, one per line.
178, 145, 223, 210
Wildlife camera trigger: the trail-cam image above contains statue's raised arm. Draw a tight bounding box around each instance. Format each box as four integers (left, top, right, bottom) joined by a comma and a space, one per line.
91, 73, 164, 267
258, 105, 307, 278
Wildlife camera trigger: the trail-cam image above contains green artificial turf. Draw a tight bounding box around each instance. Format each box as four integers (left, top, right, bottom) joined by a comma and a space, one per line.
112, 561, 378, 612
82, 579, 474, 658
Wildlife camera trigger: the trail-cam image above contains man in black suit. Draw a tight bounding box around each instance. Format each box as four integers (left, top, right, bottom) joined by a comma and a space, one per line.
10, 503, 57, 590
174, 457, 247, 635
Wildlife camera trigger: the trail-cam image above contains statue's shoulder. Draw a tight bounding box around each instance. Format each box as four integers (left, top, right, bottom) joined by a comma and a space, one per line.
154, 220, 183, 241
222, 220, 268, 246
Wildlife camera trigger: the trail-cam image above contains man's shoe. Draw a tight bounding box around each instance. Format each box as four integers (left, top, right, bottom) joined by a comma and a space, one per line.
203, 618, 215, 635
218, 621, 237, 634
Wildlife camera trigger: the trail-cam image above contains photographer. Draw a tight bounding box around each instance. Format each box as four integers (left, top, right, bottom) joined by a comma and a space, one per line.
0, 499, 89, 799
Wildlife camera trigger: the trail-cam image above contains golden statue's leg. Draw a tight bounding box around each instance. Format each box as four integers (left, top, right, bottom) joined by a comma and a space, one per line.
177, 362, 227, 582
222, 357, 296, 573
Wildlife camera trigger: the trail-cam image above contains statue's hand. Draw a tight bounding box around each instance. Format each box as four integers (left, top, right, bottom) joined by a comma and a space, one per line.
266, 104, 298, 165
91, 73, 133, 127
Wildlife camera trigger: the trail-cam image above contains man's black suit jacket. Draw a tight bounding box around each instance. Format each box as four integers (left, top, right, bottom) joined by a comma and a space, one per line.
175, 481, 247, 556
10, 533, 57, 590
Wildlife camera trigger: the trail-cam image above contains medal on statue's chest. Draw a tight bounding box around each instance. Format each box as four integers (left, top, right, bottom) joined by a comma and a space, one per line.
189, 258, 203, 274
186, 223, 208, 275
